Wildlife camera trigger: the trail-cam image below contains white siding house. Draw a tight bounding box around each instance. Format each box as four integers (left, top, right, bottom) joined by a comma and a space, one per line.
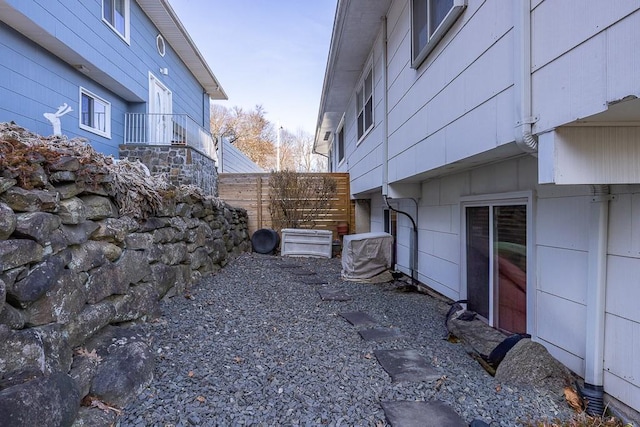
315, 0, 640, 416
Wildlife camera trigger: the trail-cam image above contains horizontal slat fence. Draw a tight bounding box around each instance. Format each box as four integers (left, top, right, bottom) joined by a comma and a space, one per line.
218, 173, 353, 239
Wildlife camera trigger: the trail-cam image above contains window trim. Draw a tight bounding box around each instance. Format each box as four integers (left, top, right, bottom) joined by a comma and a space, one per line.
102, 0, 131, 44
356, 64, 374, 143
79, 87, 112, 139
411, 0, 466, 68
336, 115, 345, 165
156, 34, 166, 57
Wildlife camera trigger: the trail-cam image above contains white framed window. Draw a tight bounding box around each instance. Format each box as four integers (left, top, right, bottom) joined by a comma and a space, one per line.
102, 0, 130, 43
356, 66, 373, 141
79, 87, 111, 138
411, 0, 465, 68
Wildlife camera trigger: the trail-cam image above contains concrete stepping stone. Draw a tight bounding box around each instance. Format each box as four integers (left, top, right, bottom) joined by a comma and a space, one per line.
318, 289, 351, 301
374, 349, 440, 383
358, 327, 404, 342
381, 400, 467, 427
339, 311, 378, 328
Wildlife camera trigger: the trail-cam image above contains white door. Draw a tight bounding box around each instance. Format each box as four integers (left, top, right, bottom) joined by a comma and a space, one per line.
149, 73, 172, 144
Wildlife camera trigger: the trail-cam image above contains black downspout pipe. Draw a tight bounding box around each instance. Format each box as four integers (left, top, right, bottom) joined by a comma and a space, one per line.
384, 196, 418, 285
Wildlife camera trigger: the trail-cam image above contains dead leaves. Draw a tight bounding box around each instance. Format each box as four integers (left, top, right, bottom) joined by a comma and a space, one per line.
195, 396, 206, 403
74, 347, 102, 364
564, 386, 585, 412
81, 395, 121, 415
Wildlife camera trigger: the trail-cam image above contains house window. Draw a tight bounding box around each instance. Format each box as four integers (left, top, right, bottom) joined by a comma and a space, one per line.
356, 67, 373, 141
411, 0, 465, 68
464, 200, 528, 334
156, 34, 166, 57
337, 125, 345, 164
79, 88, 111, 138
103, 0, 130, 42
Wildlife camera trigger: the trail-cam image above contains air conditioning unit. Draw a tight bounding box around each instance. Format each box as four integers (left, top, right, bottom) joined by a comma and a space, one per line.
341, 232, 393, 280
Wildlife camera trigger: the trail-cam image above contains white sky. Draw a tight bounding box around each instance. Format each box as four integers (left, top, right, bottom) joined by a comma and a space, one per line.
168, 0, 337, 136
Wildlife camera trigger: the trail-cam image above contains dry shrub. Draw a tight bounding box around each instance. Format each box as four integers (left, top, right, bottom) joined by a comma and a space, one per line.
268, 170, 337, 232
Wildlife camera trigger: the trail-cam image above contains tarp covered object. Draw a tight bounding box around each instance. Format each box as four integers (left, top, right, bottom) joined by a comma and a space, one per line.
341, 232, 393, 280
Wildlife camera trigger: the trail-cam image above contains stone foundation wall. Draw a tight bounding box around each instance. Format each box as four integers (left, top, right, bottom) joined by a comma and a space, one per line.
0, 150, 248, 425
119, 144, 218, 196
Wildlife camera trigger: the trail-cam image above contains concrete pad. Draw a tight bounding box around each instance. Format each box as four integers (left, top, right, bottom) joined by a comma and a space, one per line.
358, 327, 404, 342
381, 400, 467, 427
374, 349, 440, 383
339, 311, 378, 328
318, 289, 351, 301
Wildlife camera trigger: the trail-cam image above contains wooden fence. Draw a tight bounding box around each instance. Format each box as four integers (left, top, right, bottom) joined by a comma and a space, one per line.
218, 173, 354, 239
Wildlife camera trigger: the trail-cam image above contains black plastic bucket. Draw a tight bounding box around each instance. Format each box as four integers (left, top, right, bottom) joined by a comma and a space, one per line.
251, 229, 280, 254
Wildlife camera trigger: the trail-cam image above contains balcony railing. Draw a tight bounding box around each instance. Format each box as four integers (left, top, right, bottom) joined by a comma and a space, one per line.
124, 113, 217, 161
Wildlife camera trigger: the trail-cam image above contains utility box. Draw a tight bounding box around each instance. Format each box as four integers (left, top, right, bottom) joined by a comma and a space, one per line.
342, 232, 393, 280
281, 228, 333, 258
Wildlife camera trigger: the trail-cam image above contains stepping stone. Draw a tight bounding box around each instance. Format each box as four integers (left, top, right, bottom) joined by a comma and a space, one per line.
318, 289, 351, 301
339, 311, 378, 328
358, 327, 404, 342
374, 349, 440, 383
381, 400, 467, 427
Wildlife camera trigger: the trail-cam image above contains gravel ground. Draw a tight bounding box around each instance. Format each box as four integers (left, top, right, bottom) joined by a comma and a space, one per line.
116, 253, 574, 427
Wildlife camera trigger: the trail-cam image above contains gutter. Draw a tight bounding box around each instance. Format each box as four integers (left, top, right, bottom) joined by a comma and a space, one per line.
514, 0, 538, 153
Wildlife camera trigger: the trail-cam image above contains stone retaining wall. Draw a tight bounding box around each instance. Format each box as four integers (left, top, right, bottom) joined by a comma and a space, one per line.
119, 144, 218, 196
0, 142, 249, 425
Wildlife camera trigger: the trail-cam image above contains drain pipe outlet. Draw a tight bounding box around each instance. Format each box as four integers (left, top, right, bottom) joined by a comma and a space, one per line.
583, 184, 611, 416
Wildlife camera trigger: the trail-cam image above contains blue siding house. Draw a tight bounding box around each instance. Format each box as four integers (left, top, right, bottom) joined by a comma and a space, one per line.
0, 0, 226, 158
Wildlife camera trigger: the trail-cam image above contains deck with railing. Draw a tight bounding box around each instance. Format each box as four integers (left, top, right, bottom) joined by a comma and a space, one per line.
124, 113, 217, 161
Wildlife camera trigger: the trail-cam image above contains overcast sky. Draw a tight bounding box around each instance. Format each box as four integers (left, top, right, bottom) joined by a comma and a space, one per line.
168, 0, 337, 136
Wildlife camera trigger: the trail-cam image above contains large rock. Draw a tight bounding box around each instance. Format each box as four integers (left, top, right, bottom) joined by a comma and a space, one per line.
152, 226, 185, 243
80, 195, 118, 220
447, 312, 508, 357
124, 232, 153, 250
64, 301, 116, 348
91, 217, 138, 244
8, 255, 67, 306
0, 372, 80, 427
60, 222, 100, 246
0, 186, 59, 212
13, 212, 62, 244
0, 177, 17, 194
0, 202, 16, 240
0, 239, 44, 271
147, 242, 188, 265
495, 338, 573, 392
38, 323, 74, 375
84, 262, 128, 304
86, 326, 154, 408
110, 282, 160, 323
26, 270, 88, 326
58, 197, 87, 225
0, 327, 46, 378
0, 278, 5, 315
68, 240, 120, 273
0, 304, 27, 329
71, 406, 117, 427
148, 263, 188, 297
115, 249, 151, 285
49, 155, 81, 172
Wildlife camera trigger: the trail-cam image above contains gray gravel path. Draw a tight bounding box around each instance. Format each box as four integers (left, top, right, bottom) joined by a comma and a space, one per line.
116, 253, 574, 426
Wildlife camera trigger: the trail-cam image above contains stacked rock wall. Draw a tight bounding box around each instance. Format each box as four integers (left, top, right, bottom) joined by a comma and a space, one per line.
0, 126, 249, 426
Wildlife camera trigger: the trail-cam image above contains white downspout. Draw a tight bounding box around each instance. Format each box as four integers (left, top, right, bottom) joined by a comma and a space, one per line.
382, 16, 389, 196
583, 185, 611, 415
514, 0, 538, 153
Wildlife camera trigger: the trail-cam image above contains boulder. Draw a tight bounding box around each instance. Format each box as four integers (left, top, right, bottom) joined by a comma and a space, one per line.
0, 239, 44, 271
0, 186, 59, 212
0, 327, 46, 378
50, 171, 78, 184
68, 240, 119, 273
64, 301, 116, 348
124, 232, 153, 250
152, 226, 184, 243
91, 217, 138, 244
110, 282, 160, 323
8, 255, 67, 305
90, 342, 153, 407
0, 372, 80, 427
0, 177, 16, 194
0, 202, 16, 240
188, 247, 210, 270
71, 406, 117, 427
84, 262, 129, 304
49, 155, 81, 172
58, 197, 87, 224
60, 221, 100, 246
26, 270, 88, 326
13, 211, 62, 244
80, 195, 118, 220
38, 323, 74, 375
495, 338, 573, 393
0, 303, 27, 329
115, 250, 151, 285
